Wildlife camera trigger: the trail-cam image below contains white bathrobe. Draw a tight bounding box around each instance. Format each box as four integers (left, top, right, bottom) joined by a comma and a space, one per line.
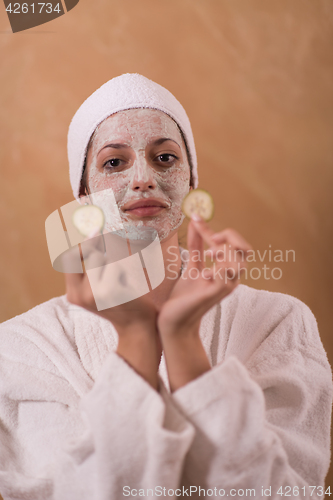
0, 253, 331, 499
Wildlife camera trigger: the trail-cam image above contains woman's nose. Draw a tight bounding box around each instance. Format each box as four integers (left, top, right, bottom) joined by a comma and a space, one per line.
130, 155, 157, 191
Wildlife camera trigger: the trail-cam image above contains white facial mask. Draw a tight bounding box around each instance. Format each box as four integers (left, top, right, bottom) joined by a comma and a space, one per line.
85, 108, 191, 241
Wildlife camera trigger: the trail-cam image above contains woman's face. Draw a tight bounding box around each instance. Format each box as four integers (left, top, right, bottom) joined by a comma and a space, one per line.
84, 108, 192, 241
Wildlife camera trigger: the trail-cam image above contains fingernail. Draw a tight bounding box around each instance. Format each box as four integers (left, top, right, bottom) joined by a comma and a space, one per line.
191, 213, 202, 222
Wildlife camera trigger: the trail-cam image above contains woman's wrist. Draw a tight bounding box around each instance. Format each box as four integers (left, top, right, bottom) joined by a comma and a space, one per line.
157, 311, 202, 339
116, 320, 157, 338
160, 328, 211, 392
116, 324, 161, 390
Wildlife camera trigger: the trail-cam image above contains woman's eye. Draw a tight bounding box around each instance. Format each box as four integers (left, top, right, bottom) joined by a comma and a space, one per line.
103, 158, 123, 169
156, 154, 178, 164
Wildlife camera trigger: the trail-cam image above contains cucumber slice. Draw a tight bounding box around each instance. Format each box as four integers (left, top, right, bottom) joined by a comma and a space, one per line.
72, 205, 105, 237
182, 189, 214, 221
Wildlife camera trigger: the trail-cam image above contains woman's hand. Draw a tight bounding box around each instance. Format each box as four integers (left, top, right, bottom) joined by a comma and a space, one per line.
64, 231, 161, 389
157, 218, 252, 391
159, 218, 252, 335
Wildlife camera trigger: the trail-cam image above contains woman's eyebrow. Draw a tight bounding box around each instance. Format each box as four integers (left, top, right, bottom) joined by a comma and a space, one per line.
98, 143, 130, 155
98, 138, 180, 156
152, 138, 180, 148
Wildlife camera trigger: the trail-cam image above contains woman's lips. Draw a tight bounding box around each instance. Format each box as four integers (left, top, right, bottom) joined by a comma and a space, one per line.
122, 198, 168, 217
124, 205, 165, 217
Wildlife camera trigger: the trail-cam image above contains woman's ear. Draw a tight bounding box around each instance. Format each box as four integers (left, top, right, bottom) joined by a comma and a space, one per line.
78, 186, 86, 197
78, 184, 90, 205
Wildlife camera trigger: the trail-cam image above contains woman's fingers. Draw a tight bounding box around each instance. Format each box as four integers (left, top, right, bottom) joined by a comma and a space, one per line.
187, 219, 252, 287
203, 250, 247, 304
187, 216, 219, 272
191, 219, 252, 254
200, 236, 248, 292
186, 219, 204, 271
210, 228, 252, 253
205, 255, 247, 281
190, 216, 217, 247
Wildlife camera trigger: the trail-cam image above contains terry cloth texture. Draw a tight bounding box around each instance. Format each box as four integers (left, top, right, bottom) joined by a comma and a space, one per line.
0, 250, 331, 499
68, 73, 198, 199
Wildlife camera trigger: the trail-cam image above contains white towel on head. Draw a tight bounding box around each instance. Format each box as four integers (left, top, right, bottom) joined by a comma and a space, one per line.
67, 73, 198, 199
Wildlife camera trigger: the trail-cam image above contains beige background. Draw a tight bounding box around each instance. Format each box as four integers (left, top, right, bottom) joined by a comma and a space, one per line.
0, 0, 332, 491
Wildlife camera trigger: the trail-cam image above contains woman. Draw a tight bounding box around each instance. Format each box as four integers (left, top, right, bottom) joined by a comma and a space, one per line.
0, 73, 331, 500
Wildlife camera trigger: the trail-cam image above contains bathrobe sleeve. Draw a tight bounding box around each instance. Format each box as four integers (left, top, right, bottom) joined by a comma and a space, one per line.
0, 309, 194, 500
172, 295, 332, 499
53, 352, 195, 500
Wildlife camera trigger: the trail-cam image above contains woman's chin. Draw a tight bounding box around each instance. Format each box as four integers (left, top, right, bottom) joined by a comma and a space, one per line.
104, 211, 184, 242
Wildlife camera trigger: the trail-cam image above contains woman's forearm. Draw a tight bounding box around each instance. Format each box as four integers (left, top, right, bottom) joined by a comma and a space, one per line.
160, 326, 211, 392
116, 325, 161, 390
